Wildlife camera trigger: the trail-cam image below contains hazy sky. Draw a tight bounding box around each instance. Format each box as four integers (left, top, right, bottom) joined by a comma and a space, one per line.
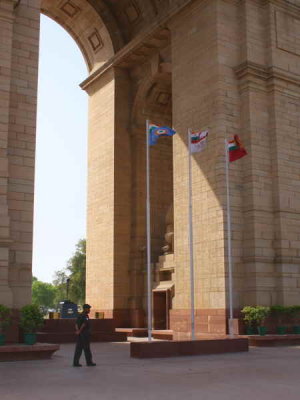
32, 15, 88, 283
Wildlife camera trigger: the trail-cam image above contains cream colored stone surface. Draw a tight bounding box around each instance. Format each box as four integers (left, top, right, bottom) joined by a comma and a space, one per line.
1, 0, 300, 333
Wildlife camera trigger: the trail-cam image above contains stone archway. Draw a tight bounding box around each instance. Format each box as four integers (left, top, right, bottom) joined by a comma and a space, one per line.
3, 0, 300, 339
0, 0, 174, 331
0, 0, 131, 316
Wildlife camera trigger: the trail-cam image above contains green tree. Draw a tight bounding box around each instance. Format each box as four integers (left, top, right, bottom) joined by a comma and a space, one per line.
52, 269, 68, 307
51, 239, 86, 306
32, 278, 57, 314
67, 239, 86, 305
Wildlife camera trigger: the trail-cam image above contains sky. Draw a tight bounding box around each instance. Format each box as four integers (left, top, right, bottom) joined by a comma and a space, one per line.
32, 15, 88, 283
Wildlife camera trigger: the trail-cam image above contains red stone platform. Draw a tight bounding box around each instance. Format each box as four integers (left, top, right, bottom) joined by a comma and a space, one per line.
37, 319, 127, 343
0, 343, 60, 362
246, 334, 300, 347
131, 337, 249, 358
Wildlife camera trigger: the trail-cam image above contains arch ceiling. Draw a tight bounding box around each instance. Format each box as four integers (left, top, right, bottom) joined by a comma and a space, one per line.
40, 0, 173, 72
41, 0, 116, 72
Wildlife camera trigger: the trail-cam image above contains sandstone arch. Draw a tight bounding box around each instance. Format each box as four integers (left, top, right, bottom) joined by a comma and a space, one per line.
2, 0, 300, 339
41, 0, 116, 72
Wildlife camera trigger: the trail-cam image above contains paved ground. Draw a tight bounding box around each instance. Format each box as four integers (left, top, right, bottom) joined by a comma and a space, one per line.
0, 342, 300, 400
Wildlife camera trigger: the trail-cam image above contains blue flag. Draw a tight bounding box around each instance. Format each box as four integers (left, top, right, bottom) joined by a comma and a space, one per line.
148, 123, 176, 145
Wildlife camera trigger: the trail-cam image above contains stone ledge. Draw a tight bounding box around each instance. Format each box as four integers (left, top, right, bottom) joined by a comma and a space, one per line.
115, 328, 148, 337
0, 343, 60, 362
152, 330, 173, 340
37, 331, 127, 343
130, 338, 249, 358
246, 335, 300, 347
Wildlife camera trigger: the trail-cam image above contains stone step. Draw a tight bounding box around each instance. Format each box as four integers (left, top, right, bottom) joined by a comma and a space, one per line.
152, 330, 173, 340
158, 254, 174, 264
115, 328, 148, 337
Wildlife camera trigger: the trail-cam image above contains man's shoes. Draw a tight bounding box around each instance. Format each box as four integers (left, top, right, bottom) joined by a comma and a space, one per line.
87, 362, 96, 366
73, 363, 82, 367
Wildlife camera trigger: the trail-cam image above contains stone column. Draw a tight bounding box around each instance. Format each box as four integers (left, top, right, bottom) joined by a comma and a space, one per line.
265, 2, 300, 305
169, 0, 231, 336
235, 0, 276, 306
7, 0, 40, 309
83, 67, 132, 326
0, 0, 40, 309
0, 0, 15, 307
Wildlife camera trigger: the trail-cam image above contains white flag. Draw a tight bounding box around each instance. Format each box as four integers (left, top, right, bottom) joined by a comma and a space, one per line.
190, 130, 208, 153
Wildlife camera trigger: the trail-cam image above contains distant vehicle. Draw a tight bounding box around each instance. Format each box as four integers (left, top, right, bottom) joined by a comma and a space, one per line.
59, 300, 78, 319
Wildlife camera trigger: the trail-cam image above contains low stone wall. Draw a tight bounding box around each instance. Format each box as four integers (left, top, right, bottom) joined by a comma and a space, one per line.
0, 343, 59, 362
131, 338, 249, 358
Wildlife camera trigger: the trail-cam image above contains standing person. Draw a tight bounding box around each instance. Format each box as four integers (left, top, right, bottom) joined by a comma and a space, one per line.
73, 303, 96, 367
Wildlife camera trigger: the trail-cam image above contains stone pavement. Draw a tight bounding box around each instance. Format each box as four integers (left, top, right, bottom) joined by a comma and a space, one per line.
0, 342, 300, 400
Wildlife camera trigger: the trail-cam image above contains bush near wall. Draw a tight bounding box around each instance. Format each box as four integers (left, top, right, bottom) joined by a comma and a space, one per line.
241, 305, 300, 334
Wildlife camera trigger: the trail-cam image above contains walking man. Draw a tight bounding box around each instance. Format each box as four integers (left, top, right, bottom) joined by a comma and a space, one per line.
73, 303, 96, 367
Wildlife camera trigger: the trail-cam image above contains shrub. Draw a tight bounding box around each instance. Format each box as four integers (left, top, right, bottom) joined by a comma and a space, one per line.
0, 305, 11, 333
285, 306, 300, 325
270, 305, 288, 324
241, 306, 270, 327
241, 306, 256, 327
19, 304, 44, 333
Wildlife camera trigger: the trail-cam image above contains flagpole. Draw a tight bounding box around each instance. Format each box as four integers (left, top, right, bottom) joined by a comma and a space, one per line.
146, 120, 152, 341
188, 129, 196, 340
225, 138, 234, 336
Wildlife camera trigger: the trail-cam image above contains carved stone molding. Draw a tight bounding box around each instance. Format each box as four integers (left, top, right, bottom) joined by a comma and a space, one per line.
13, 0, 21, 9
88, 29, 104, 53
235, 61, 300, 94
235, 61, 270, 82
80, 0, 194, 89
124, 1, 141, 24
275, 10, 300, 57
267, 0, 300, 15
60, 0, 81, 18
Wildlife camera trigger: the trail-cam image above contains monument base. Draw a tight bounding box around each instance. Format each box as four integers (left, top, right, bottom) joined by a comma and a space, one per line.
130, 337, 248, 358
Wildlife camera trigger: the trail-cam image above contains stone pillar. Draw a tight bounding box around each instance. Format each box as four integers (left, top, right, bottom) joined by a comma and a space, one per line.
0, 0, 40, 309
169, 0, 230, 336
265, 2, 300, 305
235, 0, 300, 306
83, 67, 132, 326
169, 0, 300, 338
0, 0, 15, 307
235, 0, 277, 306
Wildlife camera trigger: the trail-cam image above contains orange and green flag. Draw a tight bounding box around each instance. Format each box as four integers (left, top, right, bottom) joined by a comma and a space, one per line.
227, 135, 247, 162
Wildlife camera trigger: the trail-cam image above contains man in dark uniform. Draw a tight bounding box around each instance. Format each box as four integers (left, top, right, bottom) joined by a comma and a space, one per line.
73, 303, 96, 367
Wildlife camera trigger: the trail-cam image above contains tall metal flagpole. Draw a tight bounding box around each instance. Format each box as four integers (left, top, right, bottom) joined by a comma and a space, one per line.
188, 129, 196, 340
146, 120, 152, 341
225, 139, 234, 336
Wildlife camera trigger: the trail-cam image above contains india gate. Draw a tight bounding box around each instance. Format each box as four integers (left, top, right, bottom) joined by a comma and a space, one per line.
1, 0, 300, 337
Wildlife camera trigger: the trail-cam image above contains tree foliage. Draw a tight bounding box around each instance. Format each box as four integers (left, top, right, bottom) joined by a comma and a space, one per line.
52, 269, 69, 307
66, 239, 86, 305
32, 278, 57, 314
33, 239, 86, 311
